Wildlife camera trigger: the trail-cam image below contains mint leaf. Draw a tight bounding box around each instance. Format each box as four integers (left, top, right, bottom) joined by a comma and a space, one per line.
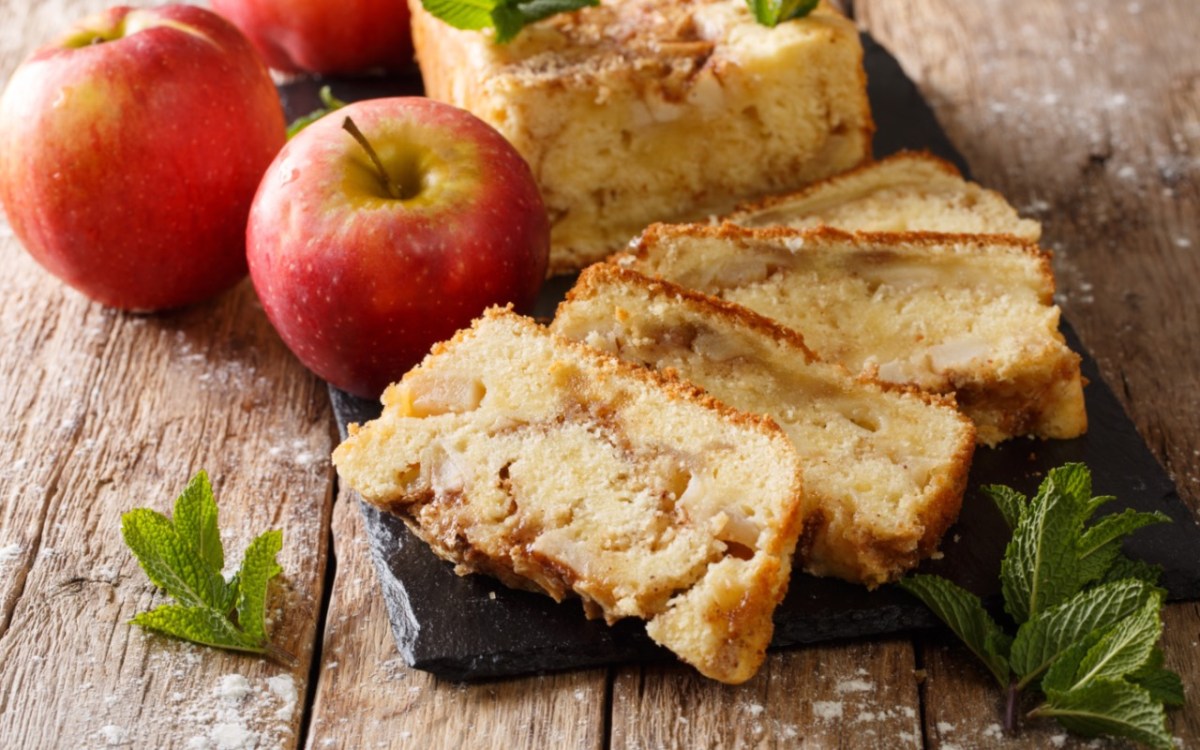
235, 530, 284, 642
122, 508, 229, 609
172, 470, 224, 575
133, 604, 263, 653
124, 472, 287, 661
1001, 467, 1085, 623
898, 574, 1010, 687
747, 0, 819, 27
422, 0, 597, 44
1037, 679, 1174, 750
423, 0, 495, 31
1131, 666, 1185, 708
982, 483, 1027, 530
287, 86, 348, 140
1010, 579, 1156, 688
1077, 509, 1170, 584
1068, 592, 1163, 688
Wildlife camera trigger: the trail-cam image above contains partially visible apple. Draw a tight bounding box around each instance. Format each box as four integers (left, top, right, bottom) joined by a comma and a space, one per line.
0, 5, 286, 311
247, 98, 549, 398
210, 0, 412, 75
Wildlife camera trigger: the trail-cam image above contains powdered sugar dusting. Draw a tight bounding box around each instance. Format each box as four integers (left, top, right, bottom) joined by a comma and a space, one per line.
811, 701, 844, 720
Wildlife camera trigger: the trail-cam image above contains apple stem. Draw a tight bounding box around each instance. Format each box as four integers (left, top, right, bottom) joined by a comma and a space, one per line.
342, 116, 402, 200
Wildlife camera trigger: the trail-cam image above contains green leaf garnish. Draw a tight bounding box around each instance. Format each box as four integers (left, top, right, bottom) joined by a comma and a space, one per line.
122, 471, 292, 664
286, 86, 348, 139
746, 0, 819, 28
1034, 679, 1174, 750
897, 463, 1182, 746
421, 0, 598, 44
897, 574, 1010, 687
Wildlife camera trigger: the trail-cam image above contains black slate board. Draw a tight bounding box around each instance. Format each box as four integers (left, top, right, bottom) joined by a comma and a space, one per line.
302, 35, 1200, 681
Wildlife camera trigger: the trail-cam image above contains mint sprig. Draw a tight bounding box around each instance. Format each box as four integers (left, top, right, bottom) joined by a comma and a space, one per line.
746, 0, 819, 28
898, 463, 1180, 747
422, 0, 598, 44
122, 472, 292, 664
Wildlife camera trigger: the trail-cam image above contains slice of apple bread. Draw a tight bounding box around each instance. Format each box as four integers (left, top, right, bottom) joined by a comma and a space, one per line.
726, 151, 1041, 241
552, 264, 975, 586
332, 308, 805, 684
619, 223, 1087, 446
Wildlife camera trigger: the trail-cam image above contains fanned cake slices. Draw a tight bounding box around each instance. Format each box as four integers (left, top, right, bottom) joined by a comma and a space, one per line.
726, 151, 1042, 241
410, 0, 873, 273
620, 223, 1087, 446
552, 264, 975, 586
332, 308, 806, 683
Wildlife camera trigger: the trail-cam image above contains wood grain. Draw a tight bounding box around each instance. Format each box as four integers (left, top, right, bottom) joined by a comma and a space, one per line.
857, 0, 1200, 746
611, 639, 922, 749
0, 2, 336, 748
1, 0, 1198, 748
304, 485, 607, 750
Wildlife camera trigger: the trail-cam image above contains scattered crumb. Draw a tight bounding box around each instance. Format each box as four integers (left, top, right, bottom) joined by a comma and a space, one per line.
983, 723, 1004, 739
1049, 734, 1068, 748
937, 721, 956, 733
746, 703, 764, 717
0, 543, 22, 564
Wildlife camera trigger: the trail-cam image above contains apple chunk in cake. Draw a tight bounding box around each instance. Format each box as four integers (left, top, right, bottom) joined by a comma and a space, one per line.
332, 308, 805, 683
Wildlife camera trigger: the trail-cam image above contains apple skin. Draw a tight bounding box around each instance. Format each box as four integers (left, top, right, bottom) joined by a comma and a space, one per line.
0, 5, 286, 311
246, 98, 550, 398
210, 0, 412, 75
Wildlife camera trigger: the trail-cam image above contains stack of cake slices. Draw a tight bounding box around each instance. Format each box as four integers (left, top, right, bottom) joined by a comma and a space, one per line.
336, 0, 1086, 684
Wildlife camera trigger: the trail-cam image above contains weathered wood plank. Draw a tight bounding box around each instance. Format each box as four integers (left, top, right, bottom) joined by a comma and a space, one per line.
857, 0, 1200, 745
0, 2, 336, 747
610, 639, 922, 749
304, 485, 607, 750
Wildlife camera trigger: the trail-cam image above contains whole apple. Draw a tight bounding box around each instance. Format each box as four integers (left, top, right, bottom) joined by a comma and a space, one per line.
211, 0, 412, 75
0, 5, 286, 311
247, 98, 549, 398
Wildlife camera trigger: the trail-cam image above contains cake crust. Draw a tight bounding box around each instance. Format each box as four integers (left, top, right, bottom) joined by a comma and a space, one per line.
726, 151, 1043, 241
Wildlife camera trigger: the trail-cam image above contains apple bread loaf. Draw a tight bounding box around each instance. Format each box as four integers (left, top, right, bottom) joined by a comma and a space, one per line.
332, 308, 806, 683
552, 264, 975, 586
409, 0, 873, 273
727, 151, 1042, 241
619, 224, 1087, 446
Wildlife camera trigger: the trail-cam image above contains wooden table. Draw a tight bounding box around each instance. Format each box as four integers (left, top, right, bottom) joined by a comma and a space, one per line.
1, 1, 1196, 747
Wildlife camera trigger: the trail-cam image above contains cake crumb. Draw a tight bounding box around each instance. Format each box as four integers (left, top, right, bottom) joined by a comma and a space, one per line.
812, 701, 844, 720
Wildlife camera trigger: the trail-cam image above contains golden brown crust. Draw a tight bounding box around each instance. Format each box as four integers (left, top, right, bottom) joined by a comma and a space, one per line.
726, 149, 962, 219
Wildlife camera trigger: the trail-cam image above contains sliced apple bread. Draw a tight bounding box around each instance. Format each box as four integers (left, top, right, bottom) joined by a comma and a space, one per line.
727, 151, 1041, 241
552, 264, 975, 586
619, 224, 1087, 446
332, 308, 806, 684
410, 0, 873, 273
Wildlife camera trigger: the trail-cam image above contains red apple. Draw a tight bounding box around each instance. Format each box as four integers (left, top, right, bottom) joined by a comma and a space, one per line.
210, 0, 412, 75
246, 98, 549, 398
0, 5, 286, 311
